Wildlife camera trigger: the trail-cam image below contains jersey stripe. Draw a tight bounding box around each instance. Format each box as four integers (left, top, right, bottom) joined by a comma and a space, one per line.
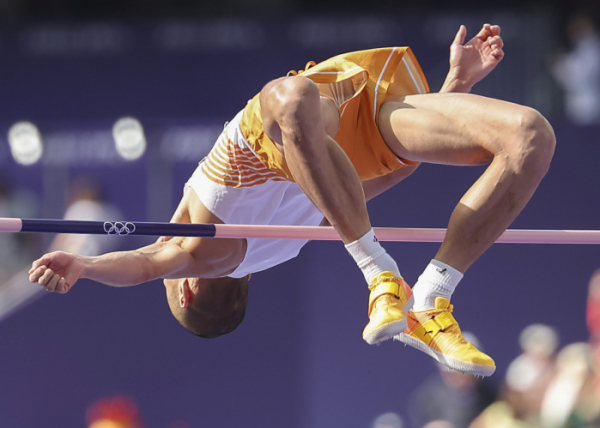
202, 135, 286, 187
373, 48, 397, 120
402, 55, 426, 95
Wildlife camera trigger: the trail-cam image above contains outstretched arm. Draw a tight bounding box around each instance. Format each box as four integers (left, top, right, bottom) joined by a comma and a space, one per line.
29, 187, 245, 293
29, 239, 195, 293
440, 23, 504, 93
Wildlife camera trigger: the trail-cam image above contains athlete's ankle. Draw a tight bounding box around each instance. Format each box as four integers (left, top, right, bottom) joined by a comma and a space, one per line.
345, 229, 401, 283
411, 259, 463, 311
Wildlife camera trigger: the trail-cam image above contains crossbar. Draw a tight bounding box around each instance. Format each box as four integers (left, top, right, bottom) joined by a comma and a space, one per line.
0, 217, 598, 244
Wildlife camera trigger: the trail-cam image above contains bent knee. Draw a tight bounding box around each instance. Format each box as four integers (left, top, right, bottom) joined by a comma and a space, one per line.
520, 108, 556, 156
266, 76, 321, 121
506, 107, 556, 176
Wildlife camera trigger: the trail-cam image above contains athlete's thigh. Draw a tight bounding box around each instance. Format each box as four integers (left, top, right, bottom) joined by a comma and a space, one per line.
378, 92, 531, 166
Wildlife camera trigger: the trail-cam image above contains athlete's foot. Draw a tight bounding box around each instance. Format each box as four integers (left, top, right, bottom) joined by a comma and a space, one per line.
362, 272, 413, 345
394, 297, 496, 377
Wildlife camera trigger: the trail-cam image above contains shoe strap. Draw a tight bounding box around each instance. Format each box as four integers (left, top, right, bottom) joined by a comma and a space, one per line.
411, 311, 457, 345
368, 281, 404, 316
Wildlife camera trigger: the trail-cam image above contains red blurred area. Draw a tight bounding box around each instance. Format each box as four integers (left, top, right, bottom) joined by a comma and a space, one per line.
85, 396, 143, 428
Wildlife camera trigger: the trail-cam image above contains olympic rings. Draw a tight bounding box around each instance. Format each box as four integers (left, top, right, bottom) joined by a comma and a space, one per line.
103, 221, 136, 236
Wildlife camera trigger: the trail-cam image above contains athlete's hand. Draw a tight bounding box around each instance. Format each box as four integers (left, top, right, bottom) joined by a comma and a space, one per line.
444, 24, 504, 92
28, 251, 84, 293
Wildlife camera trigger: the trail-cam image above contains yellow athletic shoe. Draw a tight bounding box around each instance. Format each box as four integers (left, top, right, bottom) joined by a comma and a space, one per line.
394, 297, 496, 377
362, 272, 413, 345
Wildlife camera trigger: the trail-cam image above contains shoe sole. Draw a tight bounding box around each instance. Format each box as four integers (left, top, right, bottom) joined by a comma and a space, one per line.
394, 332, 496, 377
362, 295, 414, 345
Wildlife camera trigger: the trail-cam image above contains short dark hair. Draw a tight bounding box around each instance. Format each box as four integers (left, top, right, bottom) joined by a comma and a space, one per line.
167, 276, 249, 338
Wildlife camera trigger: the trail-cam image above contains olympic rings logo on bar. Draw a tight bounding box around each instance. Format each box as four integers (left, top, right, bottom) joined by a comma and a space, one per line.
103, 221, 136, 235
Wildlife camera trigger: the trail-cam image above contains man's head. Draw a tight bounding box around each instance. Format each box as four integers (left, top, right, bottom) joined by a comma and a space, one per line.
164, 275, 249, 338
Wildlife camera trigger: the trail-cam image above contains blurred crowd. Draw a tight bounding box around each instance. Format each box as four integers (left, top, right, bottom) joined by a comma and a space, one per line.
371, 270, 600, 428
552, 10, 600, 125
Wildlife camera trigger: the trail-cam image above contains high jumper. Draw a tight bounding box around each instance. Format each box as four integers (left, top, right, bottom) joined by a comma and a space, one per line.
28, 23, 555, 377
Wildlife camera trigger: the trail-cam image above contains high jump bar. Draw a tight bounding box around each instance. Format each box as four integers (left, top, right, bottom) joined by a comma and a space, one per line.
0, 217, 599, 244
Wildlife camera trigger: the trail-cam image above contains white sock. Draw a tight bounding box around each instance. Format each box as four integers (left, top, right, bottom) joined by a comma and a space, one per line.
411, 259, 463, 311
344, 229, 401, 283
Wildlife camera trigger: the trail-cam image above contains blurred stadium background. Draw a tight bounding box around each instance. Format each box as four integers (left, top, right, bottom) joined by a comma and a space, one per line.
0, 0, 599, 427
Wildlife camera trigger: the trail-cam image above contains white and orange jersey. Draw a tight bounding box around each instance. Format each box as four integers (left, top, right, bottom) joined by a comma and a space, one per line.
187, 111, 324, 277
187, 49, 429, 276
240, 47, 429, 182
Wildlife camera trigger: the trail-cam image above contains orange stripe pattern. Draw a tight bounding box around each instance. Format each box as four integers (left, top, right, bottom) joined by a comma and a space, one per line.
201, 134, 287, 188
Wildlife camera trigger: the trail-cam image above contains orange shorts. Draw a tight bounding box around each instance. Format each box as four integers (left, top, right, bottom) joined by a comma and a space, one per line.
239, 47, 429, 182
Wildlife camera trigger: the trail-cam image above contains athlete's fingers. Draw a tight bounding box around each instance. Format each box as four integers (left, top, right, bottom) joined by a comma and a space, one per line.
476, 23, 491, 40
453, 25, 467, 46
38, 268, 55, 286
29, 265, 47, 283
30, 255, 51, 273
45, 274, 62, 292
28, 266, 41, 282
56, 278, 69, 294
491, 47, 504, 60
490, 25, 501, 36
488, 35, 504, 49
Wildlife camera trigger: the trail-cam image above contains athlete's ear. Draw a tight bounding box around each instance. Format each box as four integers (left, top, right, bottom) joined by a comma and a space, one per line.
179, 279, 191, 308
